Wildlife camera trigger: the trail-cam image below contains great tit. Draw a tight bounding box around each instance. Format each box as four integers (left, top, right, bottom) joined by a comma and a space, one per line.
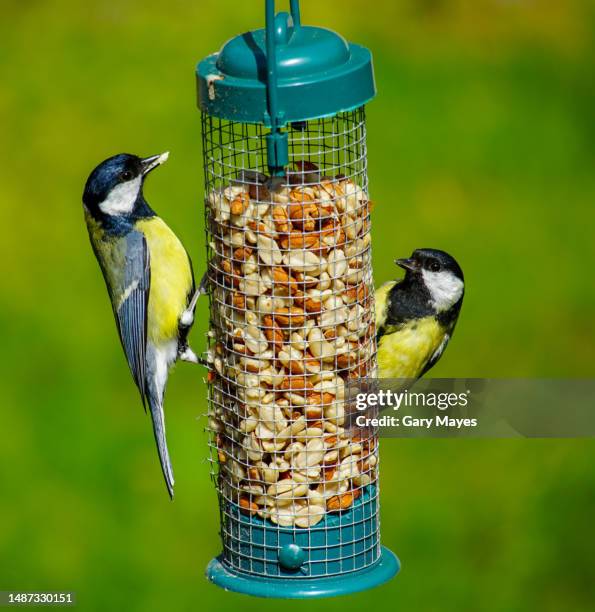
83, 152, 200, 498
376, 248, 464, 379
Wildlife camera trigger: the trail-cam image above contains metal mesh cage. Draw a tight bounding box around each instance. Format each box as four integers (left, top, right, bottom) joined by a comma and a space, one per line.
202, 107, 381, 578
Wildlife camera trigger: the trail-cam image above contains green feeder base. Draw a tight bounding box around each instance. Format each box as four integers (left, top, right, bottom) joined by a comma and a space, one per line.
206, 546, 399, 599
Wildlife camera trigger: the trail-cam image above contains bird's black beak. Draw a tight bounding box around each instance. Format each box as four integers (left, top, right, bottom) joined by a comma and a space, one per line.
395, 257, 419, 272
141, 152, 169, 176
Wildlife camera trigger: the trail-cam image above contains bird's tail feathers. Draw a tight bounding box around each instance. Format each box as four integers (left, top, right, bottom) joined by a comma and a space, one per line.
147, 391, 175, 499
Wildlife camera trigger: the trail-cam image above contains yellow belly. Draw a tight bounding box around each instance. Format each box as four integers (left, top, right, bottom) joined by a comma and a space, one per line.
377, 317, 444, 379
136, 217, 193, 345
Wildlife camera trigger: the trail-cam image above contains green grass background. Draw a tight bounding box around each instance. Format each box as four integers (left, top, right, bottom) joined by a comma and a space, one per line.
1, 0, 594, 610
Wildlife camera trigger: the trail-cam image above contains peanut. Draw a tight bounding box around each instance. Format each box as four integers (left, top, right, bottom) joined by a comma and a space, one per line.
327, 492, 354, 512
239, 496, 259, 515
273, 307, 306, 327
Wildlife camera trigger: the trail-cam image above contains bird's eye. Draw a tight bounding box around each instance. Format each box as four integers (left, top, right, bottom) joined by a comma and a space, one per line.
121, 171, 133, 181
429, 260, 440, 272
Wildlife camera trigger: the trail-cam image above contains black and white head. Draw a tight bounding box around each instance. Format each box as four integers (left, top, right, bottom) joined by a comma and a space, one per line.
397, 248, 464, 313
83, 152, 168, 218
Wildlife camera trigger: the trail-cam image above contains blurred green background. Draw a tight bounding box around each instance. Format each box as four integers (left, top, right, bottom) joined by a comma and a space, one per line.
1, 0, 594, 610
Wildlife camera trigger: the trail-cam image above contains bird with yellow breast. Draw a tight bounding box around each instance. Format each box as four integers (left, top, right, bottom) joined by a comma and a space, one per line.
83, 152, 201, 498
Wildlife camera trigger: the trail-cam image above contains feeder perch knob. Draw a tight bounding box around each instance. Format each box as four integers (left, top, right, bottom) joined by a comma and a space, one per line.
278, 543, 306, 571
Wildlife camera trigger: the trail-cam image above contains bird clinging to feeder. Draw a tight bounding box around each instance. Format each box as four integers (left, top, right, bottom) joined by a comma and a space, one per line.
83, 152, 201, 499
376, 248, 464, 380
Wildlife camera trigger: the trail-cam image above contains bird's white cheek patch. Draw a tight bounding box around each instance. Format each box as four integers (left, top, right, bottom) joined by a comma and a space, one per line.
99, 177, 141, 215
422, 270, 464, 312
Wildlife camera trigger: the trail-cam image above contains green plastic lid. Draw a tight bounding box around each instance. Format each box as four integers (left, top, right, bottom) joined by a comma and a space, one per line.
196, 3, 376, 127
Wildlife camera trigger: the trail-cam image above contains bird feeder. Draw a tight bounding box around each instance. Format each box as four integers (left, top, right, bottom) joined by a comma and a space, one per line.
196, 0, 399, 598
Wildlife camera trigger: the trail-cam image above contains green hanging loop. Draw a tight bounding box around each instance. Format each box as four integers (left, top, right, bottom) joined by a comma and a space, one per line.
264, 0, 289, 175
289, 0, 301, 29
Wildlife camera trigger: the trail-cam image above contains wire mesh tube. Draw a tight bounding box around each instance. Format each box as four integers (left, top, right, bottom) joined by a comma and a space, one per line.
202, 107, 381, 578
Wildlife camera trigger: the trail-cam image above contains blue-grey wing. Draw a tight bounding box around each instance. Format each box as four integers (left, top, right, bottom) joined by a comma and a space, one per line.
420, 333, 450, 377
114, 231, 150, 406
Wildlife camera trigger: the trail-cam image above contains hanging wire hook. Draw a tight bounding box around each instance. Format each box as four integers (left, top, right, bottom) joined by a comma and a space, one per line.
265, 0, 280, 133
264, 0, 296, 175
290, 0, 301, 29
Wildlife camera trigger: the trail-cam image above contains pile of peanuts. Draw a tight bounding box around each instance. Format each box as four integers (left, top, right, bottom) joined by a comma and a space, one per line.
206, 164, 378, 528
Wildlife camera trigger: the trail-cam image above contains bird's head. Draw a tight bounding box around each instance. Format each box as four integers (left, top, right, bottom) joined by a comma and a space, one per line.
396, 248, 464, 312
83, 152, 168, 218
